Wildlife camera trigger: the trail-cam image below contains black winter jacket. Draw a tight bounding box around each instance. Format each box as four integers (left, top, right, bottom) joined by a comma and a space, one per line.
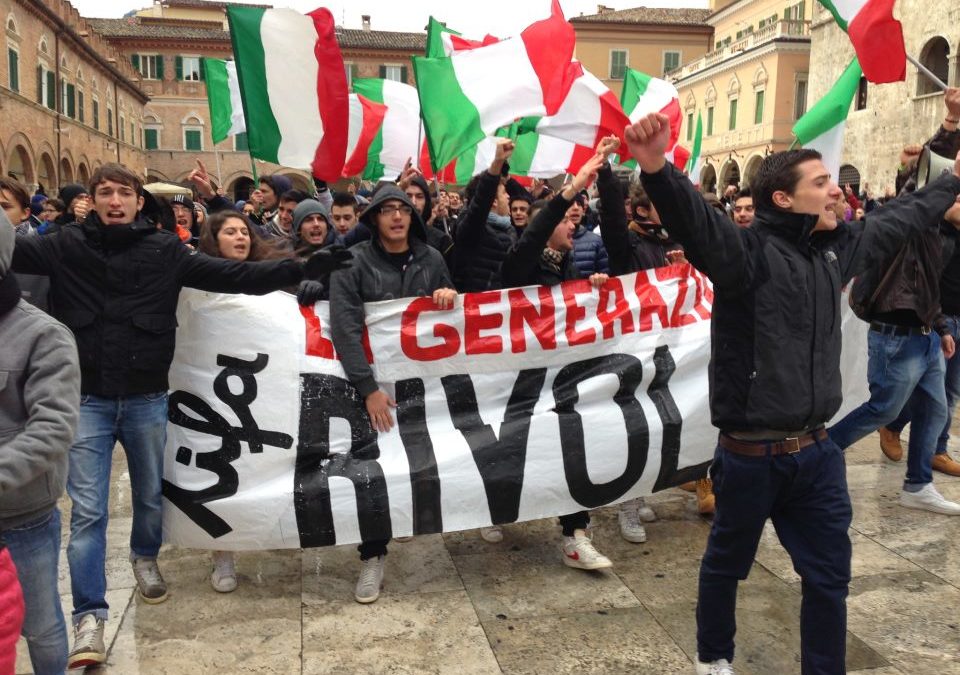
641, 162, 960, 432
454, 171, 517, 292
501, 192, 579, 288
12, 213, 303, 396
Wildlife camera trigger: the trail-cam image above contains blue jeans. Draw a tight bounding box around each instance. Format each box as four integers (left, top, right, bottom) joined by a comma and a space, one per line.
67, 392, 168, 623
4, 509, 68, 675
829, 329, 946, 486
886, 315, 960, 455
697, 438, 852, 674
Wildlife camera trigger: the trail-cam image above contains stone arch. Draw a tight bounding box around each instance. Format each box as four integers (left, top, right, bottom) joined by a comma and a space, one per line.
700, 163, 717, 193
7, 142, 35, 186
704, 82, 717, 107
684, 92, 697, 111
77, 159, 91, 185
719, 158, 741, 190
6, 11, 19, 35
227, 174, 255, 202
37, 151, 56, 194
742, 154, 764, 187
59, 155, 75, 185
752, 64, 768, 90
918, 36, 949, 95
727, 74, 741, 98
279, 171, 311, 193
838, 164, 861, 194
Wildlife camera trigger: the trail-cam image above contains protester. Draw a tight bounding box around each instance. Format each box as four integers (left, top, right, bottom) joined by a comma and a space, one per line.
327, 184, 455, 604
292, 199, 337, 262
567, 194, 609, 276
509, 193, 532, 234
2, 177, 51, 311
731, 189, 755, 228
53, 183, 91, 229
262, 188, 309, 245
500, 149, 615, 570
0, 214, 79, 675
11, 163, 345, 668
330, 192, 360, 235
625, 111, 960, 675
170, 193, 199, 244
256, 173, 294, 232
398, 170, 455, 270
40, 198, 65, 229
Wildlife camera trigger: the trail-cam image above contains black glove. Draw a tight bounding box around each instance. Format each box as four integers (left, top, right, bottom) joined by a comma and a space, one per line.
296, 280, 326, 306
303, 245, 353, 279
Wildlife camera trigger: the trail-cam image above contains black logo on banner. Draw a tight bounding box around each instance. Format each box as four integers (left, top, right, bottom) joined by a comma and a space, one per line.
162, 353, 293, 538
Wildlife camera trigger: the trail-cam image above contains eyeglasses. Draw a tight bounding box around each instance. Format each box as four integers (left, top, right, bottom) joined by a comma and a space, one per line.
379, 204, 413, 216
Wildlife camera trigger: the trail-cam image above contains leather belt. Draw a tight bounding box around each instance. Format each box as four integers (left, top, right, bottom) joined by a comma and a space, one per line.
719, 427, 829, 457
869, 321, 931, 337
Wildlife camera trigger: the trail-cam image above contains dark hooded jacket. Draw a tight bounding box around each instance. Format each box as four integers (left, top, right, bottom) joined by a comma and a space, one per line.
641, 161, 960, 433
330, 185, 453, 398
501, 192, 579, 289
12, 210, 304, 396
292, 199, 337, 261
571, 224, 609, 276
454, 171, 517, 292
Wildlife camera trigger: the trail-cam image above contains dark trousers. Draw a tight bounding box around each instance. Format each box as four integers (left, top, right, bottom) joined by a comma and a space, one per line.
558, 511, 589, 536
696, 436, 852, 674
358, 540, 388, 560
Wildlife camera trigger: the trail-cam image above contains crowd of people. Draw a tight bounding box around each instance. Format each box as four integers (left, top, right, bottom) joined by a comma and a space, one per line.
3, 87, 960, 675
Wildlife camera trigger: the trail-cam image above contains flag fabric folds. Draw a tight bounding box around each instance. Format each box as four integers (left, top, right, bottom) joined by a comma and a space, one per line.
351, 78, 423, 182
342, 94, 387, 178
203, 58, 246, 144
819, 0, 905, 83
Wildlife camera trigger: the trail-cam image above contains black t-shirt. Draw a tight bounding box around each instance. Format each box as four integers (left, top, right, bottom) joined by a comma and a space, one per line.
387, 250, 412, 274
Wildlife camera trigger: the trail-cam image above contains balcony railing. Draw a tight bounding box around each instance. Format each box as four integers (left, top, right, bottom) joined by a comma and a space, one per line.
666, 20, 810, 81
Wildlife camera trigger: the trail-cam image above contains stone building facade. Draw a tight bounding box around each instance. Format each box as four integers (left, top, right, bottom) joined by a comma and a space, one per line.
807, 0, 960, 193
0, 0, 147, 195
92, 1, 425, 201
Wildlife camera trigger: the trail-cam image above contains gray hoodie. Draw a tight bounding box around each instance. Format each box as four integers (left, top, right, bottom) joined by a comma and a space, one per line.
0, 212, 80, 530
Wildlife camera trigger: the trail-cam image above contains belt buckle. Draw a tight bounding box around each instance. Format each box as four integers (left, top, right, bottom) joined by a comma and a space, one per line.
785, 437, 801, 454
922, 326, 931, 335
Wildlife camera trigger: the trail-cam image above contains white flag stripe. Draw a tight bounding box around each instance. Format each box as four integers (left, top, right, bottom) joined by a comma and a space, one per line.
225, 61, 246, 136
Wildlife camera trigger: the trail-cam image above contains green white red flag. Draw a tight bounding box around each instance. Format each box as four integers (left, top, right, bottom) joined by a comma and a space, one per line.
685, 112, 703, 181
620, 68, 681, 155
342, 94, 387, 178
203, 58, 245, 144
351, 78, 422, 181
226, 6, 349, 180
819, 0, 905, 83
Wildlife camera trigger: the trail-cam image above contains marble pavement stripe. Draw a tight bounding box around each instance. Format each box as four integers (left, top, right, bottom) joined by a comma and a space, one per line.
301, 589, 501, 675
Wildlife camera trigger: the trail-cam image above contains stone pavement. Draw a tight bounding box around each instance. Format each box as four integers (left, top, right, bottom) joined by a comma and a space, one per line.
14, 431, 960, 675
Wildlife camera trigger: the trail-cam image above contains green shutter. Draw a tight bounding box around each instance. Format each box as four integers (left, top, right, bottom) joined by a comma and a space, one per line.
67, 83, 75, 118
400, 65, 408, 83
707, 106, 714, 135
378, 65, 386, 78
754, 90, 764, 124
132, 54, 140, 72
78, 91, 84, 122
93, 100, 99, 129
156, 55, 164, 80
175, 55, 183, 80
145, 128, 158, 150
45, 71, 54, 109
234, 131, 249, 151
198, 58, 205, 81
687, 112, 693, 141
36, 65, 42, 102
8, 49, 18, 92
185, 129, 201, 151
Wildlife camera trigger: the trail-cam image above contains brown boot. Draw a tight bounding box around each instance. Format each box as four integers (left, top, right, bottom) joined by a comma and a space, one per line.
696, 478, 715, 516
878, 427, 903, 462
932, 453, 960, 477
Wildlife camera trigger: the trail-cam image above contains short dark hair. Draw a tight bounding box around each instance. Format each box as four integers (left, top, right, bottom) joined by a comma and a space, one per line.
629, 186, 652, 217
734, 187, 752, 201
332, 192, 359, 211
89, 163, 143, 195
752, 149, 822, 212
44, 198, 65, 212
509, 193, 533, 206
0, 177, 30, 209
278, 189, 309, 205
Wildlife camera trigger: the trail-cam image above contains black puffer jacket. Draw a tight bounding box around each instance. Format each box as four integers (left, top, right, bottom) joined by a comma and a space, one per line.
454, 171, 516, 292
330, 185, 453, 398
641, 162, 960, 432
501, 192, 578, 288
12, 212, 303, 396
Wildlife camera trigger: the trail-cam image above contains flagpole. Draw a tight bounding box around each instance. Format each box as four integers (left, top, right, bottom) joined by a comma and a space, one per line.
907, 54, 948, 92
213, 144, 223, 190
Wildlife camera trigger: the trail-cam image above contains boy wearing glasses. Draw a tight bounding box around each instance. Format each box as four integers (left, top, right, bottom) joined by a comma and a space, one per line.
329, 184, 456, 604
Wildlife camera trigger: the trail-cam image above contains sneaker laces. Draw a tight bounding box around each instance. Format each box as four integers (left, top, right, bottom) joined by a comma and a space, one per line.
709, 659, 735, 675
619, 506, 643, 530
73, 617, 101, 650
358, 557, 382, 586
133, 558, 164, 586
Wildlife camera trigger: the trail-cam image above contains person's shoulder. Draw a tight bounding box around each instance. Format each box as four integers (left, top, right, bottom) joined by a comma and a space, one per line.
8, 300, 75, 340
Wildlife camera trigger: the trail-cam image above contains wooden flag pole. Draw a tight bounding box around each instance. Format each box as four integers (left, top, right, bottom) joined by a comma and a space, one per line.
907, 54, 948, 92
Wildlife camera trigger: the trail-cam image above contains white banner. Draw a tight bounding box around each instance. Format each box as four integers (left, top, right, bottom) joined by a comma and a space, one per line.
161, 265, 870, 550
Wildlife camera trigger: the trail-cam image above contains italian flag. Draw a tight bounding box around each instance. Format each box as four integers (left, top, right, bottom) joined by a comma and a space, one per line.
226, 6, 349, 180
351, 78, 423, 182
342, 94, 387, 178
793, 58, 863, 182
413, 0, 577, 171
820, 0, 905, 83
621, 68, 681, 155
203, 58, 245, 144
684, 111, 704, 181
425, 16, 499, 58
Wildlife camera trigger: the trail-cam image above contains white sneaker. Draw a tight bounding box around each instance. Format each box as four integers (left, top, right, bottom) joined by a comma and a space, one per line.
694, 656, 735, 674
636, 497, 657, 522
210, 551, 238, 593
561, 529, 613, 570
480, 525, 503, 543
355, 555, 385, 604
67, 614, 106, 669
899, 483, 960, 515
618, 502, 647, 543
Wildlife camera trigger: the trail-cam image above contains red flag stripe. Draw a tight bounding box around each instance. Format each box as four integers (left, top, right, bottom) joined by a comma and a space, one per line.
307, 8, 349, 181
520, 0, 577, 115
847, 0, 906, 83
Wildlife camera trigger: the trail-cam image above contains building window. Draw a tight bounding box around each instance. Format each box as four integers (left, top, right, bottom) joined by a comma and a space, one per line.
120, 115, 125, 141
783, 1, 805, 20
65, 83, 76, 119
379, 65, 407, 83
177, 55, 202, 81
754, 90, 764, 124
662, 51, 681, 76
917, 36, 949, 96
344, 62, 357, 87
144, 127, 159, 150
728, 98, 738, 130
130, 122, 135, 145
132, 54, 163, 80
107, 109, 113, 136
794, 77, 808, 120
706, 106, 714, 136
184, 128, 202, 151
609, 50, 628, 80
234, 132, 249, 151
7, 46, 18, 92
78, 90, 84, 122
93, 99, 99, 130
855, 76, 868, 110
686, 112, 694, 141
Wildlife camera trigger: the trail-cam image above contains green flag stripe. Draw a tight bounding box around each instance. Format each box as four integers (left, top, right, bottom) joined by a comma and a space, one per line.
353, 78, 387, 180
793, 58, 862, 144
686, 112, 703, 173
227, 6, 281, 164
203, 58, 233, 144
454, 144, 480, 184
412, 55, 484, 171
818, 0, 850, 31
620, 68, 650, 111
426, 17, 460, 58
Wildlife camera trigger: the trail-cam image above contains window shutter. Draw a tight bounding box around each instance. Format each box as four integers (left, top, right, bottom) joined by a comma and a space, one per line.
199, 58, 205, 81
132, 54, 140, 71
379, 65, 386, 78
9, 49, 18, 91
57, 77, 64, 112
156, 55, 165, 80
67, 83, 75, 118
175, 55, 183, 80
400, 66, 408, 83
79, 91, 84, 122
36, 65, 42, 102
46, 71, 55, 108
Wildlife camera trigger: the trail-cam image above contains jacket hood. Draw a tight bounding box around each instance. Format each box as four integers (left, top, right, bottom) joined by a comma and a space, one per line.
292, 199, 332, 239
359, 184, 427, 241
0, 210, 13, 278
409, 174, 433, 222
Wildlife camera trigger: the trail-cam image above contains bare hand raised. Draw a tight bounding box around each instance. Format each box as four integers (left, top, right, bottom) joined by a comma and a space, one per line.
625, 113, 671, 174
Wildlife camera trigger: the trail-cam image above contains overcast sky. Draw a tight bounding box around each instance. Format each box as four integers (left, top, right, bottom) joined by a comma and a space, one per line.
69, 0, 708, 34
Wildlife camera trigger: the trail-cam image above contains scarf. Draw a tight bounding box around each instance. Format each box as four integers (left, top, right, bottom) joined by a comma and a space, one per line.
0, 273, 21, 317
541, 247, 565, 276
487, 212, 512, 229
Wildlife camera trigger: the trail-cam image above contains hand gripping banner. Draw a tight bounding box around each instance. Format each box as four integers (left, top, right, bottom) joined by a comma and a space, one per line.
161, 264, 869, 550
